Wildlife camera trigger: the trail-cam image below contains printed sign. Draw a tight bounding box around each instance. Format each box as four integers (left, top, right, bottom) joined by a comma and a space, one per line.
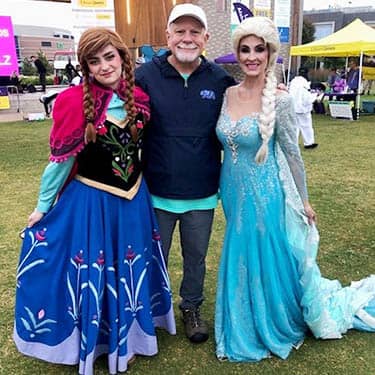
329, 101, 353, 120
0, 86, 10, 110
278, 27, 290, 43
274, 0, 291, 43
0, 16, 19, 76
253, 0, 271, 17
71, 0, 115, 44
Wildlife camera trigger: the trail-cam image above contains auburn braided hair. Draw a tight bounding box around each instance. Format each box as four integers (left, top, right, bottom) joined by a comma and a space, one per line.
77, 27, 137, 143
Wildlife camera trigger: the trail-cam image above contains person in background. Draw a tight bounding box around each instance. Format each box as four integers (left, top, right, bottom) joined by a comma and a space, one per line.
346, 59, 360, 93
30, 55, 47, 92
214, 16, 375, 363
39, 90, 59, 117
327, 67, 345, 93
53, 74, 61, 85
135, 3, 236, 343
289, 73, 319, 149
363, 78, 373, 95
297, 66, 308, 80
363, 56, 375, 94
327, 67, 337, 89
135, 56, 146, 69
65, 57, 79, 83
14, 27, 175, 375
70, 74, 82, 86
9, 70, 23, 94
332, 70, 346, 93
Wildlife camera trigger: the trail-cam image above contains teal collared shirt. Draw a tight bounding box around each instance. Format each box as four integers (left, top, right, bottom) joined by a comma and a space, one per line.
151, 194, 219, 214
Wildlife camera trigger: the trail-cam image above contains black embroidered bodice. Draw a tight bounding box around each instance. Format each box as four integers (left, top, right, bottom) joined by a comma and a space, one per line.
77, 117, 143, 192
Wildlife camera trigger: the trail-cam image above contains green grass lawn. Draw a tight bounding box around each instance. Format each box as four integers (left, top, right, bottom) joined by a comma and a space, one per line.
0, 114, 374, 375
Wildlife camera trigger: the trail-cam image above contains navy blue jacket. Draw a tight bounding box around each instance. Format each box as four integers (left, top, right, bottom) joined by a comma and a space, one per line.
135, 52, 236, 199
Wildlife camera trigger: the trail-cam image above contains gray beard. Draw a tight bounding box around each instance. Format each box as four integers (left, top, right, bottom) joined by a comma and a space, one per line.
174, 50, 200, 64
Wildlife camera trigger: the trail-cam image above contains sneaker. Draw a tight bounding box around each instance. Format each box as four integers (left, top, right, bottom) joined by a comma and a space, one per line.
181, 308, 209, 343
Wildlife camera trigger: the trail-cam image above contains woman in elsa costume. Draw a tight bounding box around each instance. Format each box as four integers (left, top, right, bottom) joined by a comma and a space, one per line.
215, 16, 375, 362
14, 28, 175, 375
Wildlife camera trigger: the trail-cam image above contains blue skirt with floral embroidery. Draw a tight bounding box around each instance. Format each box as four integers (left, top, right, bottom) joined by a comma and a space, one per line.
14, 179, 176, 375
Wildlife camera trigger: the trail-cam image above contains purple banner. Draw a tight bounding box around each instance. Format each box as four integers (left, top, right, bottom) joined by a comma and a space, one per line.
0, 16, 19, 76
233, 3, 253, 22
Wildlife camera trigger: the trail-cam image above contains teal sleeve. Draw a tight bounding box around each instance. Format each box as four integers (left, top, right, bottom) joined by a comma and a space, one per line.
275, 94, 309, 202
36, 157, 75, 213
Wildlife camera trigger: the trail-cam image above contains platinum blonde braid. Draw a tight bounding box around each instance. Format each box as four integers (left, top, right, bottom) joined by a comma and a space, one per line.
232, 16, 280, 164
255, 70, 277, 164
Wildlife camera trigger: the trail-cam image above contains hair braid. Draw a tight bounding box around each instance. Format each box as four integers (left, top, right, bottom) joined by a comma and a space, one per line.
82, 74, 96, 143
77, 27, 137, 143
255, 70, 277, 164
122, 52, 137, 123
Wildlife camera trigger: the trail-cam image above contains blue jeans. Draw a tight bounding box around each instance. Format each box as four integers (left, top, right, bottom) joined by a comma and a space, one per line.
154, 208, 214, 311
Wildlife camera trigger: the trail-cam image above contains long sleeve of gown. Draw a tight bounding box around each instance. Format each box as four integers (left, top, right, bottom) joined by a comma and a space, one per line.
275, 94, 309, 202
36, 156, 75, 213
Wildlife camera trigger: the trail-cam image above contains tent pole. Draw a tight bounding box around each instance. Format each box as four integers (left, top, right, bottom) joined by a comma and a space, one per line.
357, 52, 364, 120
287, 55, 292, 87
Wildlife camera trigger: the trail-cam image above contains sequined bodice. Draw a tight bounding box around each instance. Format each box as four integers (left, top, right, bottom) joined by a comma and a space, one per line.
216, 93, 308, 204
216, 98, 280, 225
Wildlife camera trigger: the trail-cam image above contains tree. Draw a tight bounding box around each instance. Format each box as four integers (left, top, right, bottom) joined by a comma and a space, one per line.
21, 58, 36, 76
301, 20, 345, 72
37, 50, 54, 75
21, 50, 53, 76
301, 20, 316, 69
302, 19, 315, 44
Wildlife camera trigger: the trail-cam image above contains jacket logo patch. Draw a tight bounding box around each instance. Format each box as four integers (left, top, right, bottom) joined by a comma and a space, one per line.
200, 90, 216, 100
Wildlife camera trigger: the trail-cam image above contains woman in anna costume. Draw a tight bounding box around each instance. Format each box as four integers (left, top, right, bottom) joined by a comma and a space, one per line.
14, 28, 175, 375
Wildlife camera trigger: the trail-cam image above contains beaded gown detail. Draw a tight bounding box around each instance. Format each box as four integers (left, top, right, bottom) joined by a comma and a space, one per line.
214, 92, 375, 362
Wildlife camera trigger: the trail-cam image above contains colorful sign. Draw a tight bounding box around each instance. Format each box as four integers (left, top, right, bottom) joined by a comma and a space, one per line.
0, 16, 18, 77
274, 0, 291, 44
278, 27, 290, 43
0, 86, 10, 110
71, 0, 115, 45
253, 0, 271, 18
77, 0, 107, 7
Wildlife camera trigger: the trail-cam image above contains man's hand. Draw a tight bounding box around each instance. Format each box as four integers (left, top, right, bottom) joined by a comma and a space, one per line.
277, 83, 288, 92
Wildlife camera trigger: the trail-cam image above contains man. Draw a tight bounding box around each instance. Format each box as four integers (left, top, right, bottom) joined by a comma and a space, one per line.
135, 3, 236, 343
30, 55, 47, 92
39, 90, 59, 117
65, 57, 79, 83
346, 59, 360, 93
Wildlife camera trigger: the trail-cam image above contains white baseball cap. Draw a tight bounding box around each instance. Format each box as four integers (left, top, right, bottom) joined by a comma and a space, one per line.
167, 4, 208, 30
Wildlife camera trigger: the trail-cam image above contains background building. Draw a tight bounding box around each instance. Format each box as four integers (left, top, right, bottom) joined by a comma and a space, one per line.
6, 0, 304, 82
14, 25, 75, 63
115, 0, 301, 82
304, 6, 375, 40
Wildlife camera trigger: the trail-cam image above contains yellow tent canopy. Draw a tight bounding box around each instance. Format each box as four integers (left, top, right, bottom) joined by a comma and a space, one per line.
290, 18, 375, 57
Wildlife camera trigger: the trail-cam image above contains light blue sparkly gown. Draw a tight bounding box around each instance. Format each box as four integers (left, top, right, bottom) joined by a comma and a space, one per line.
215, 92, 375, 362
